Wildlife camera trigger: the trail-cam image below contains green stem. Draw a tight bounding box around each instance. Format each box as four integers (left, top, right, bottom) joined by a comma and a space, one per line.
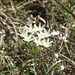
34, 54, 38, 75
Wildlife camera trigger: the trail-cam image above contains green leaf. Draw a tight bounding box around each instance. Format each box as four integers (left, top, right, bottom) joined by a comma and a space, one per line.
70, 48, 74, 61
34, 54, 39, 75
46, 60, 64, 74
39, 55, 46, 75
0, 70, 9, 74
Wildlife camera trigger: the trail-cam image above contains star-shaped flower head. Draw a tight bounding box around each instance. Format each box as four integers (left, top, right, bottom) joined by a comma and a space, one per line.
37, 31, 45, 39
34, 37, 43, 46
27, 24, 36, 34
43, 28, 51, 38
42, 38, 53, 47
23, 31, 33, 42
17, 26, 28, 38
34, 23, 45, 32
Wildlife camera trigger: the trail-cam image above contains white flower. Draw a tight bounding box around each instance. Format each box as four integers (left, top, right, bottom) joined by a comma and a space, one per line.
17, 26, 28, 37
42, 38, 53, 47
51, 30, 59, 35
43, 28, 51, 38
60, 65, 64, 71
34, 23, 45, 32
34, 37, 43, 46
55, 53, 59, 58
28, 24, 36, 34
23, 32, 33, 42
37, 32, 45, 39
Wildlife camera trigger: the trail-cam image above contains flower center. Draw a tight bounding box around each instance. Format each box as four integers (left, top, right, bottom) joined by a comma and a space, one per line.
46, 33, 49, 37
37, 42, 40, 45
26, 39, 28, 41
30, 29, 34, 33
38, 29, 41, 32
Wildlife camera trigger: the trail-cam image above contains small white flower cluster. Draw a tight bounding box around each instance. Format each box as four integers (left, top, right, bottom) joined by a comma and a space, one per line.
18, 23, 67, 47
